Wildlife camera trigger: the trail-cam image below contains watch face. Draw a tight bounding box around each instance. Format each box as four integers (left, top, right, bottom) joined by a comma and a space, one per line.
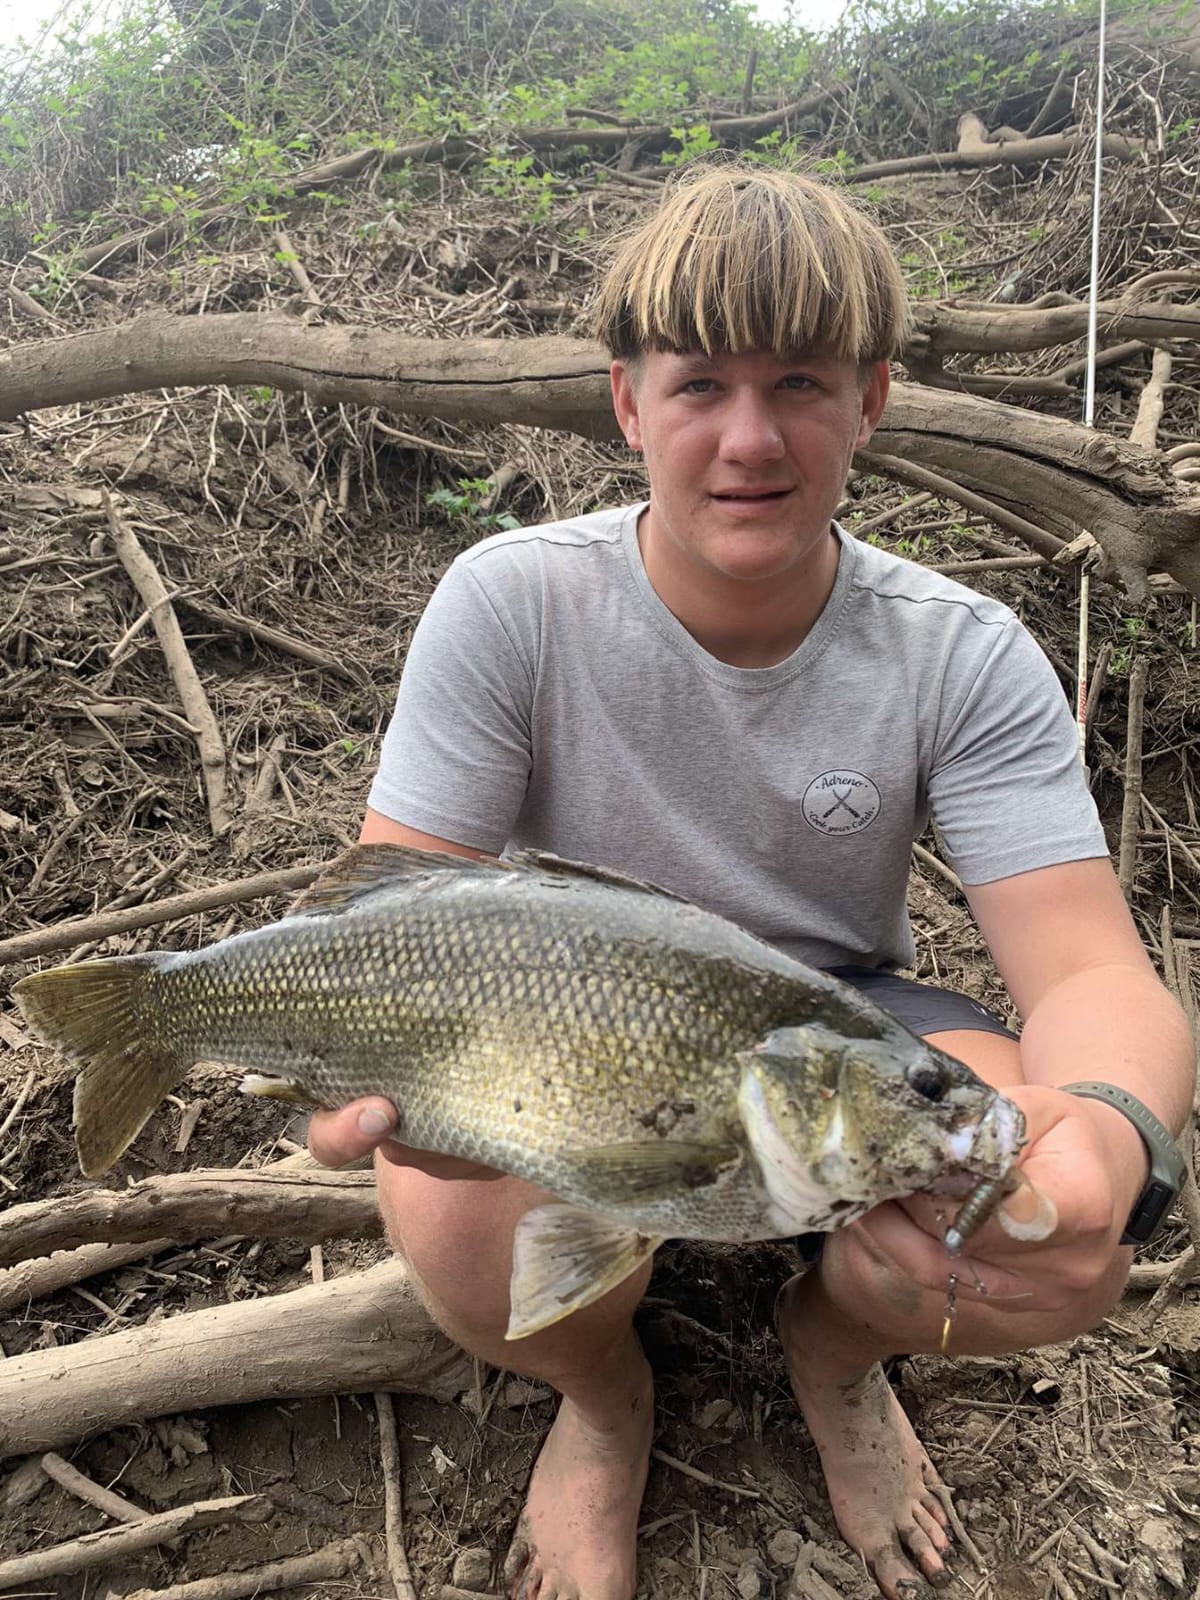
1126, 1179, 1176, 1245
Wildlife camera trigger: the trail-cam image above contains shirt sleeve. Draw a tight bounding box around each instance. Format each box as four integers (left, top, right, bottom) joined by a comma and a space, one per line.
928, 617, 1109, 884
366, 556, 535, 852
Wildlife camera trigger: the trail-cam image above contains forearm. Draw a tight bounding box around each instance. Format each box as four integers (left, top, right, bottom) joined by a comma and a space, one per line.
1019, 961, 1193, 1128
1018, 961, 1195, 1206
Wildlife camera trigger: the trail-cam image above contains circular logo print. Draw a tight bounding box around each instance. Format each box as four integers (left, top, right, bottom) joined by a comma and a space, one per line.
802, 770, 881, 836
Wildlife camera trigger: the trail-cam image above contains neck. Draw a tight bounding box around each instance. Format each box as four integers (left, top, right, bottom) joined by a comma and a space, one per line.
637, 511, 841, 669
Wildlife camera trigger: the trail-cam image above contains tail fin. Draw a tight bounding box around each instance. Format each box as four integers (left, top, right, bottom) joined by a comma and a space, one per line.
13, 956, 186, 1177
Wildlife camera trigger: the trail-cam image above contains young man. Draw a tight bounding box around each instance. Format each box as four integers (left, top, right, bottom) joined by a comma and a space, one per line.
310, 167, 1194, 1600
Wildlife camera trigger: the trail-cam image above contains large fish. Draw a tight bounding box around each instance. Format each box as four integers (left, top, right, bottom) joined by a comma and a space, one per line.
13, 845, 1025, 1338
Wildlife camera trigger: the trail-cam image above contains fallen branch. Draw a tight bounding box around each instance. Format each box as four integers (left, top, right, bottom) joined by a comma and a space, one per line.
0, 1239, 175, 1315
0, 1258, 471, 1455
1129, 348, 1173, 452
40, 1450, 149, 1523
375, 1391, 419, 1600
0, 1166, 381, 1269
1127, 1246, 1199, 1292
119, 1539, 365, 1600
856, 452, 1065, 559
3, 320, 1197, 597
178, 594, 364, 683
908, 297, 1200, 361
0, 860, 320, 966
105, 496, 231, 836
120, 1539, 366, 1600
1117, 658, 1149, 900
0, 1494, 270, 1587
851, 127, 1141, 182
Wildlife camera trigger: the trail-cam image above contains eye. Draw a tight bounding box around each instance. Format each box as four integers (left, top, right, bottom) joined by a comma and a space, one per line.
780, 374, 815, 391
907, 1062, 948, 1101
681, 377, 714, 395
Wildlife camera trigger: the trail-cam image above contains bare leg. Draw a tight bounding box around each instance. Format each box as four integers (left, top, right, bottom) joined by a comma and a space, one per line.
779, 1030, 1127, 1599
376, 1158, 652, 1600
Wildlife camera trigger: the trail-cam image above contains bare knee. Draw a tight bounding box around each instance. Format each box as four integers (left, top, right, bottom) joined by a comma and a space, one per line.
373, 1154, 649, 1378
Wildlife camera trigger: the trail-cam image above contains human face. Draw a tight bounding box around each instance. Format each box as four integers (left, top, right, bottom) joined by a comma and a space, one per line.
610, 348, 889, 589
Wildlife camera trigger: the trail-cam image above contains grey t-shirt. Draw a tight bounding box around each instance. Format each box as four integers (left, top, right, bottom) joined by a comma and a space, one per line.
368, 504, 1108, 969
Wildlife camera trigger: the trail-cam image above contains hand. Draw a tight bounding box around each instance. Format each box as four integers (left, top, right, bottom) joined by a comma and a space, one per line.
306, 1097, 505, 1181
850, 1085, 1143, 1315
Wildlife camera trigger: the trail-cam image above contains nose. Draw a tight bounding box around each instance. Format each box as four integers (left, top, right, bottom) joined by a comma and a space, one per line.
718, 388, 785, 466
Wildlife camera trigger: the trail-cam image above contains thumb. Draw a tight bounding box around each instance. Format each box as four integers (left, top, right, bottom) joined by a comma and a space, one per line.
307, 1097, 399, 1168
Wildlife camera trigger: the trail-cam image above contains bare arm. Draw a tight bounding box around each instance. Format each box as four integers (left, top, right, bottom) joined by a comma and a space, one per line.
968, 857, 1194, 1204
854, 858, 1195, 1309
306, 808, 503, 1177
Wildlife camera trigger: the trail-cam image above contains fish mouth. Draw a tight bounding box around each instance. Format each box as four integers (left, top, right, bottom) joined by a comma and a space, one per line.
945, 1092, 1025, 1180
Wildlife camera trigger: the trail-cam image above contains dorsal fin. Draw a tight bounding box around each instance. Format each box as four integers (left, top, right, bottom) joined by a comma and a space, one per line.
508, 850, 690, 904
287, 843, 508, 916
288, 843, 690, 918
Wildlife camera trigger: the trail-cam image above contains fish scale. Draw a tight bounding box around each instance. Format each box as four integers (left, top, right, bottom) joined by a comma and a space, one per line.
13, 843, 1025, 1338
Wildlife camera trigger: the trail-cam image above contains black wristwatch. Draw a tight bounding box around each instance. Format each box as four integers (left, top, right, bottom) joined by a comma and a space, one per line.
1062, 1081, 1187, 1246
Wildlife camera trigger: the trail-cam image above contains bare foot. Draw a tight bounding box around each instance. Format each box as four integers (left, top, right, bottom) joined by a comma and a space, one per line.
778, 1275, 951, 1599
503, 1336, 653, 1600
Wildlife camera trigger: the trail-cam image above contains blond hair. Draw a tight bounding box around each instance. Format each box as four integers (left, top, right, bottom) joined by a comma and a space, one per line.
591, 162, 911, 363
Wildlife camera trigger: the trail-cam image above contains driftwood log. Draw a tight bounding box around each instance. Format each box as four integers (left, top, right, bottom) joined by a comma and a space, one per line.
0, 1165, 381, 1269
0, 1258, 471, 1457
2, 318, 1196, 597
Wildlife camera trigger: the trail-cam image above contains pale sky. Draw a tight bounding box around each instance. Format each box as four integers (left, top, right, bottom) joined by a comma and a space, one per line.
1, 0, 851, 53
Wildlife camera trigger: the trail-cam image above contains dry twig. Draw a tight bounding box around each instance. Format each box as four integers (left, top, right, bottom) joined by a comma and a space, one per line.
104, 494, 231, 835
374, 1390, 419, 1600
1118, 658, 1149, 900
0, 861, 321, 965
120, 1538, 365, 1600
0, 1495, 270, 1586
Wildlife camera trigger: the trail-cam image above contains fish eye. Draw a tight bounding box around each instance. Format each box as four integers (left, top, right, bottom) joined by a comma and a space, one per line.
907, 1062, 948, 1101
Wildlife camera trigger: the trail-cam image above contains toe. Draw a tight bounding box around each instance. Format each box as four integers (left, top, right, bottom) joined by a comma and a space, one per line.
503, 1527, 533, 1596
920, 1488, 949, 1530
873, 1539, 933, 1600
914, 1501, 950, 1550
512, 1566, 542, 1600
897, 1517, 946, 1585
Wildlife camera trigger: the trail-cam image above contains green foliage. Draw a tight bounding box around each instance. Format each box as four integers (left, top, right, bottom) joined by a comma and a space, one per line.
660, 122, 721, 166
426, 481, 521, 534
480, 151, 559, 222
0, 0, 1191, 259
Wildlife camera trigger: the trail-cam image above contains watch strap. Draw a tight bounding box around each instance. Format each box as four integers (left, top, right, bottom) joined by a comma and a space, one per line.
1061, 1081, 1186, 1246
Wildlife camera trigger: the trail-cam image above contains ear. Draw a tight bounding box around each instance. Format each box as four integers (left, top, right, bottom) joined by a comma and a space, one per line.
610, 361, 644, 451
855, 360, 891, 448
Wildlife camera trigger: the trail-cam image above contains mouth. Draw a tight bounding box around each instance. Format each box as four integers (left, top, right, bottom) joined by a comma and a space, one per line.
943, 1093, 1025, 1179
712, 488, 793, 505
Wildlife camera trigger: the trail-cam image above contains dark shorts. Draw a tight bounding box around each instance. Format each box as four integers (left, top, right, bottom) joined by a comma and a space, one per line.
828, 965, 1018, 1043
793, 968, 1017, 1269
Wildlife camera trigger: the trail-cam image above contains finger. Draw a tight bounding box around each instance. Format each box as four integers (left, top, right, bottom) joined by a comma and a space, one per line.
855, 1202, 1038, 1303
994, 1169, 1059, 1241
307, 1097, 398, 1167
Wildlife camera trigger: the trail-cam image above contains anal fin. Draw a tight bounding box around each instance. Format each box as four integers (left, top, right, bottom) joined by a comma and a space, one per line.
507, 1203, 662, 1340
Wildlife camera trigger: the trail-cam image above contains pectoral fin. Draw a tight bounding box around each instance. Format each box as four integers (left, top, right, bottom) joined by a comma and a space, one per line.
507, 1204, 662, 1340
239, 1073, 318, 1107
569, 1140, 742, 1202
